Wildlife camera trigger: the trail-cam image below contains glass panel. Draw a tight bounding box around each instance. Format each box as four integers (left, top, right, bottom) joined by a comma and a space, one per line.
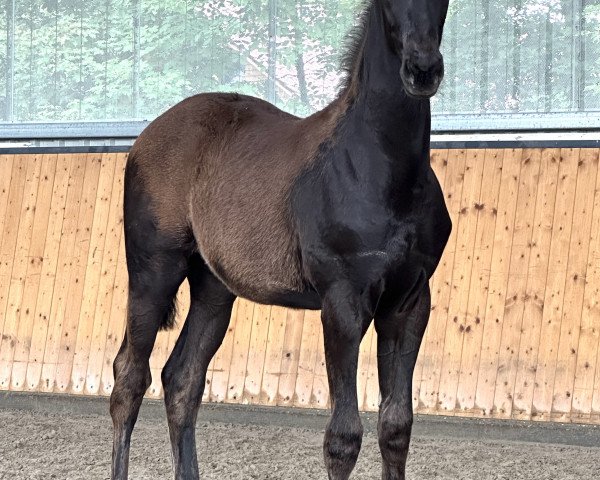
0, 0, 598, 127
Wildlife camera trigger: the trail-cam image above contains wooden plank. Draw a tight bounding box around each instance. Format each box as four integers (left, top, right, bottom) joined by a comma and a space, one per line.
167, 284, 188, 379
84, 154, 126, 395
277, 308, 305, 406
39, 155, 87, 392
0, 154, 15, 380
550, 149, 599, 419
413, 149, 449, 410
147, 284, 189, 399
242, 303, 272, 404
25, 154, 72, 390
226, 299, 255, 403
146, 284, 190, 399
0, 147, 597, 424
99, 234, 128, 396
531, 149, 580, 420
455, 149, 504, 413
492, 149, 542, 418
10, 154, 58, 390
592, 297, 600, 418
258, 305, 288, 405
437, 149, 485, 413
311, 325, 330, 409
96, 153, 127, 395
357, 322, 375, 410
511, 149, 561, 420
49, 153, 102, 393
0, 155, 16, 258
572, 150, 600, 418
363, 324, 379, 411
70, 153, 117, 393
0, 156, 29, 373
418, 149, 467, 412
208, 300, 239, 403
163, 284, 188, 394
293, 310, 321, 408
430, 149, 450, 188
474, 149, 522, 416
148, 331, 172, 398
0, 155, 43, 389
202, 349, 216, 403
201, 280, 216, 403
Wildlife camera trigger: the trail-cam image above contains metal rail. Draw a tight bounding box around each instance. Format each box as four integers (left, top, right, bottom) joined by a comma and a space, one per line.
0, 112, 598, 141
0, 131, 598, 153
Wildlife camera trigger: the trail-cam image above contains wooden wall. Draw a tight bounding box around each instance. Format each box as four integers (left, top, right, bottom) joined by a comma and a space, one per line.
0, 149, 599, 424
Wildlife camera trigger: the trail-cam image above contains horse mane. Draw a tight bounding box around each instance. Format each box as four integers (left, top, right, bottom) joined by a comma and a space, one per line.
339, 0, 377, 96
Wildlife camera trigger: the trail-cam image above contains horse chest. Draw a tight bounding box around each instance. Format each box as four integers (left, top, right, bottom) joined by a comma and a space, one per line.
295, 165, 450, 302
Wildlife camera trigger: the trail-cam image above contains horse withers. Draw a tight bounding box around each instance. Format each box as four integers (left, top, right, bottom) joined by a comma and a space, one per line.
110, 0, 451, 478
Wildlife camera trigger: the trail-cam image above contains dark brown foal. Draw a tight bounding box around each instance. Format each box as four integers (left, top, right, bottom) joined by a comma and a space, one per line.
111, 0, 451, 479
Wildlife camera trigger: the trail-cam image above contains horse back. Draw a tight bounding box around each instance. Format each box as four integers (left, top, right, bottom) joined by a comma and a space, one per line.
126, 92, 347, 304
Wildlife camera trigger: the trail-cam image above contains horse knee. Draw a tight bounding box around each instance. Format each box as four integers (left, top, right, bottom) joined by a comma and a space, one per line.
378, 407, 412, 464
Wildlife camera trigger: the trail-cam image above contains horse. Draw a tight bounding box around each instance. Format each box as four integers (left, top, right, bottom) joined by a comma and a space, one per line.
110, 0, 451, 478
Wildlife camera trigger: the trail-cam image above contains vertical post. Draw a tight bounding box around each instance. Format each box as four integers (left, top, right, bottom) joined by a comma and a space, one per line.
5, 0, 15, 121
294, 1, 309, 109
448, 11, 457, 109
511, 0, 521, 111
183, 0, 188, 95
132, 0, 141, 118
28, 0, 34, 118
544, 11, 553, 112
266, 0, 277, 104
53, 0, 59, 117
571, 0, 584, 111
479, 0, 490, 112
103, 0, 111, 118
78, 3, 83, 119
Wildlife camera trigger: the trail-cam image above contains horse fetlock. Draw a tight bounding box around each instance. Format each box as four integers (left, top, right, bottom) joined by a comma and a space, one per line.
381, 462, 407, 480
378, 414, 411, 477
169, 425, 200, 480
323, 420, 363, 479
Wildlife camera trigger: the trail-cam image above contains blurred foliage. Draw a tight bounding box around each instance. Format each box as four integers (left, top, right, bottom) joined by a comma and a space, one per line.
0, 0, 598, 122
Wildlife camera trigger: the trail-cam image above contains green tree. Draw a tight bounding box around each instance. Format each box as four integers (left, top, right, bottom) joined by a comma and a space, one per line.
1, 0, 598, 123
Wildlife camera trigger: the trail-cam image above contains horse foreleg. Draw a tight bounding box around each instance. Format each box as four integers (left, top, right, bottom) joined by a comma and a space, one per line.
162, 264, 234, 480
375, 286, 430, 480
321, 282, 371, 480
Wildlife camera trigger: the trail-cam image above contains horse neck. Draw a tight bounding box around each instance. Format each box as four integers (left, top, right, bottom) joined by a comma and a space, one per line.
340, 2, 432, 169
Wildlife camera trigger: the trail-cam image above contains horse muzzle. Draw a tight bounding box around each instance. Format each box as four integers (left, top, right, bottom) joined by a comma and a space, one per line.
400, 50, 444, 99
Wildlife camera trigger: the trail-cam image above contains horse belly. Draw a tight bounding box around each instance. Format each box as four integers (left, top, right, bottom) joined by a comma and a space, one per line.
189, 187, 308, 305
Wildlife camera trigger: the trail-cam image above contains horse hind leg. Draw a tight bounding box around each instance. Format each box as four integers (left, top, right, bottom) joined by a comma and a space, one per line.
162, 253, 235, 480
110, 158, 191, 479
110, 242, 188, 479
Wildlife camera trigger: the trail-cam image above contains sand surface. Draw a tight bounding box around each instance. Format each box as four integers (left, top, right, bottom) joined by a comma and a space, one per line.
0, 408, 598, 479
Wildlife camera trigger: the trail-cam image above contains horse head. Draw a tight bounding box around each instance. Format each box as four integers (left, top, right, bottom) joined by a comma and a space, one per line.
380, 0, 449, 98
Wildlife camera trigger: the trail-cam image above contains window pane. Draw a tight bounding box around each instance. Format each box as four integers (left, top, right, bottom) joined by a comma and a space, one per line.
0, 0, 598, 126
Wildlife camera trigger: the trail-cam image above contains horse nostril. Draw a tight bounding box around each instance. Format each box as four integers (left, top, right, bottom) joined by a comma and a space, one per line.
410, 54, 428, 73
407, 57, 443, 81
408, 61, 431, 78
407, 49, 443, 75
